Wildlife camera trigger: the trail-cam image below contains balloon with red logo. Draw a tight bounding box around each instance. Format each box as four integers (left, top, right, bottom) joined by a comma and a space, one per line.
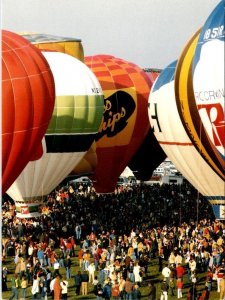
2, 30, 55, 194
128, 69, 166, 181
174, 2, 224, 219
178, 1, 224, 219
85, 54, 152, 193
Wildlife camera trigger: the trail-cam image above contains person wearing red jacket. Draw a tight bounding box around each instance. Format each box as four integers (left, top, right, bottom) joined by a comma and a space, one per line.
176, 263, 185, 281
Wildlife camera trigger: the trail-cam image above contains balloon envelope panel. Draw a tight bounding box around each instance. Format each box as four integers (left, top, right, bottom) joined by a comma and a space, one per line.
2, 30, 55, 194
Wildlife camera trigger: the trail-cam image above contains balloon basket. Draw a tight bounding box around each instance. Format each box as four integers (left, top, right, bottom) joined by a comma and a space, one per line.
15, 202, 42, 218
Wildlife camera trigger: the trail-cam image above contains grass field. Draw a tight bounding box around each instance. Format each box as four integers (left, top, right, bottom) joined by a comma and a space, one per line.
2, 247, 220, 299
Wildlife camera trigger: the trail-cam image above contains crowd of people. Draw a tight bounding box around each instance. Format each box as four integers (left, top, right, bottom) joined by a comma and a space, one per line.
1, 181, 225, 299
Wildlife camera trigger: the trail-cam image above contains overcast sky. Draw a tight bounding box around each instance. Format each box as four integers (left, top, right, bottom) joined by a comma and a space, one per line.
1, 0, 220, 69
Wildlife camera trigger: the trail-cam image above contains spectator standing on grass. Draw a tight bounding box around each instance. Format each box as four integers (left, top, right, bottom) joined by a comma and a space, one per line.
124, 277, 134, 300
50, 275, 56, 299
53, 259, 60, 276
81, 270, 89, 296
162, 264, 171, 285
219, 274, 225, 300
88, 261, 96, 283
176, 263, 185, 281
21, 275, 28, 300
160, 278, 169, 300
2, 270, 8, 292
31, 275, 40, 300
60, 275, 69, 300
37, 247, 45, 267
103, 279, 112, 300
78, 247, 84, 268
118, 275, 126, 300
64, 255, 72, 279
74, 270, 82, 295
9, 273, 19, 300
148, 281, 156, 300
96, 283, 104, 300
58, 248, 65, 268
132, 283, 142, 299
40, 274, 48, 300
53, 274, 62, 300
111, 280, 120, 300
169, 277, 175, 296
93, 275, 99, 296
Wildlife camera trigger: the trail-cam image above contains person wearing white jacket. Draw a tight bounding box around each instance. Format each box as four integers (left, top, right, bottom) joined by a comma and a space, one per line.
31, 275, 40, 299
87, 262, 96, 284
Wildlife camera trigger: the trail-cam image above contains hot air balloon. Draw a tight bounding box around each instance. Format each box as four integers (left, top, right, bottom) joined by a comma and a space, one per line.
128, 69, 167, 181
175, 1, 225, 219
85, 54, 152, 193
21, 32, 84, 61
7, 51, 104, 218
149, 28, 224, 221
2, 30, 55, 194
21, 32, 97, 179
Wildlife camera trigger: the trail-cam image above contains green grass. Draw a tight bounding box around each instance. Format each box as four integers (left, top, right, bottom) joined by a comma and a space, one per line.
2, 248, 219, 299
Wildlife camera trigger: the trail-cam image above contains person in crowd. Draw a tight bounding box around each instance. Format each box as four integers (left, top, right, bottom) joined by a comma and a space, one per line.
2, 267, 8, 292
60, 275, 69, 300
124, 277, 134, 300
176, 263, 185, 281
102, 279, 112, 300
162, 264, 171, 285
74, 270, 82, 296
88, 261, 96, 284
9, 273, 20, 300
64, 255, 72, 279
20, 275, 28, 300
160, 278, 169, 300
49, 275, 56, 299
96, 283, 104, 300
53, 274, 62, 300
148, 281, 156, 300
111, 280, 120, 300
81, 270, 89, 296
132, 283, 142, 299
31, 274, 40, 300
219, 274, 225, 300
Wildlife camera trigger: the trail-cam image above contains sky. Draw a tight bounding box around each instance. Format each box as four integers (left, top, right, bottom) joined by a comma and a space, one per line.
1, 0, 220, 69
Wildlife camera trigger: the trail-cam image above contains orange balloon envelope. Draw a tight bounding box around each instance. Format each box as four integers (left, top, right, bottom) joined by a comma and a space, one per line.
2, 30, 55, 194
85, 54, 152, 193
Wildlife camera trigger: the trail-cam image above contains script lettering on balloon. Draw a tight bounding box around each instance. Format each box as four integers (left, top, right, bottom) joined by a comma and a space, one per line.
96, 91, 136, 140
